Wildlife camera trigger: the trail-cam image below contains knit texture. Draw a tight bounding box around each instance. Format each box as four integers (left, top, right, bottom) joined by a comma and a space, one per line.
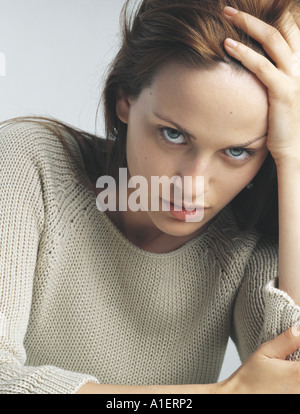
1, 121, 300, 394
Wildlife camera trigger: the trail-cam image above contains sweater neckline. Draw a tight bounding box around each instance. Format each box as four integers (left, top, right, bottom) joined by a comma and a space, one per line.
96, 205, 227, 259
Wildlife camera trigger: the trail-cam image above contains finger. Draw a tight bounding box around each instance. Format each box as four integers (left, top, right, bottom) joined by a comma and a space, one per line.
224, 38, 286, 93
260, 327, 300, 360
279, 11, 300, 53
223, 7, 295, 73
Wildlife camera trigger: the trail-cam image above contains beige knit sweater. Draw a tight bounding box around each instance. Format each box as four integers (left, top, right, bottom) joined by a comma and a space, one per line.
0, 121, 300, 394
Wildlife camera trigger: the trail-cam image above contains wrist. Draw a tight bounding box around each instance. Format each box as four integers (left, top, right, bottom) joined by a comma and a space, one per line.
215, 377, 239, 394
188, 378, 238, 394
273, 152, 300, 171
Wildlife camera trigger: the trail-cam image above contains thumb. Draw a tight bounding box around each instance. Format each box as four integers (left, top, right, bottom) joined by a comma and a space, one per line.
260, 327, 300, 360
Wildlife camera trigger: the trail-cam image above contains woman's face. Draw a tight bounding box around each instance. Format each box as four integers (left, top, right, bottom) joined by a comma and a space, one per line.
116, 61, 269, 238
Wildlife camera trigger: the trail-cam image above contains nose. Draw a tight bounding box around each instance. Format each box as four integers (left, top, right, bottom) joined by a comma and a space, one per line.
178, 155, 212, 204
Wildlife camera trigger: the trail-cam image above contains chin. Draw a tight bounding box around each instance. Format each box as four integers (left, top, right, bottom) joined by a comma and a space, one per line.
152, 215, 208, 238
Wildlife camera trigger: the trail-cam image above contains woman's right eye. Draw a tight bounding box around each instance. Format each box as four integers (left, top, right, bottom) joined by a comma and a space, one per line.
160, 127, 187, 145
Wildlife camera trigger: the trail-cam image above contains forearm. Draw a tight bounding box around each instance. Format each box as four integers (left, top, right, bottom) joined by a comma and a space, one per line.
276, 156, 300, 306
76, 381, 228, 394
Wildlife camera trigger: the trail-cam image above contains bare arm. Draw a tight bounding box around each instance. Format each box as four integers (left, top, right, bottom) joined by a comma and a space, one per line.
223, 8, 300, 305
277, 159, 300, 305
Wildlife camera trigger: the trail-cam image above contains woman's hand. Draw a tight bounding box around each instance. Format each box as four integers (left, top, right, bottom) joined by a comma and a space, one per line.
222, 327, 300, 394
223, 5, 300, 165
76, 328, 300, 394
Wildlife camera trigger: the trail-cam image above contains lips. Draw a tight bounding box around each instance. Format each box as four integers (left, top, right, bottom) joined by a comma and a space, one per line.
168, 200, 207, 211
168, 201, 205, 222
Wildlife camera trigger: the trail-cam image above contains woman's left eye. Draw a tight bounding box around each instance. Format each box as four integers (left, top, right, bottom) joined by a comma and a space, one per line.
225, 148, 254, 161
161, 128, 187, 145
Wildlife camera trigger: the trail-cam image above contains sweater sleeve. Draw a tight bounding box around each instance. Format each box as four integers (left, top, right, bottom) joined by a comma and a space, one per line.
0, 122, 99, 394
231, 235, 300, 363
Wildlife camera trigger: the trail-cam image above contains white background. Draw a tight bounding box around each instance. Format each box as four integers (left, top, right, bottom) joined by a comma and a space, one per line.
0, 0, 241, 383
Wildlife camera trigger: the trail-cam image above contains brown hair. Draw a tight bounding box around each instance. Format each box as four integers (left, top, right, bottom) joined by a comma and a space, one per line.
103, 0, 300, 238
2, 0, 300, 237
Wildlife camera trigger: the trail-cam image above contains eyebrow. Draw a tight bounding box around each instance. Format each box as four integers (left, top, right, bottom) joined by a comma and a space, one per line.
153, 112, 267, 148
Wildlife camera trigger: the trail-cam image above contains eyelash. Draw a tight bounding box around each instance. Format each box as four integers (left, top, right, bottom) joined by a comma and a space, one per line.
157, 127, 257, 162
158, 127, 187, 147
226, 148, 257, 162
157, 127, 189, 148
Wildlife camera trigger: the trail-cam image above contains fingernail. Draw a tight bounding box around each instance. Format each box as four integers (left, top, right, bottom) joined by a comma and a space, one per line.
224, 6, 238, 17
225, 38, 238, 48
292, 325, 300, 337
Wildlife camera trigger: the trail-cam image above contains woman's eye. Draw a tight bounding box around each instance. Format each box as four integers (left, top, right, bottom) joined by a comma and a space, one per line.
161, 128, 186, 145
225, 148, 253, 161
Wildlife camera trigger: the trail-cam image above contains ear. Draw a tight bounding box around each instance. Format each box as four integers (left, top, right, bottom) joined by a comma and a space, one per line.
116, 89, 131, 124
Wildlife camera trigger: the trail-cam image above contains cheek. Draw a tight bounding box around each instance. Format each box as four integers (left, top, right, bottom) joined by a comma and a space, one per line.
221, 154, 268, 195
126, 129, 157, 179
126, 126, 173, 179
216, 174, 245, 199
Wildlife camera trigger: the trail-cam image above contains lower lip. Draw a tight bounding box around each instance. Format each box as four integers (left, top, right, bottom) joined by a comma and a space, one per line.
168, 202, 205, 222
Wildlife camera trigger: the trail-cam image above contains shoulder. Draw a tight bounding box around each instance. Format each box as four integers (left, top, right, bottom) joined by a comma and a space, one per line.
0, 118, 75, 159
0, 118, 93, 208
1, 117, 108, 189
0, 118, 89, 184
0, 119, 69, 173
208, 204, 278, 270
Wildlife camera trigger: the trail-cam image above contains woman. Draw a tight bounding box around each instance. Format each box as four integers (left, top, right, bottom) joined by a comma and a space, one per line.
1, 0, 300, 394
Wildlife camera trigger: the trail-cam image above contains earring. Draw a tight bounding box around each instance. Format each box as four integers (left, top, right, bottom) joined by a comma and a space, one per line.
246, 183, 254, 190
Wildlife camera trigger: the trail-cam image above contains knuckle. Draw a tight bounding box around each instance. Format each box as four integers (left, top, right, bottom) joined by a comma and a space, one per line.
256, 341, 270, 355
282, 328, 293, 341
238, 44, 250, 61
239, 12, 252, 33
257, 58, 271, 74
274, 80, 297, 104
265, 27, 282, 44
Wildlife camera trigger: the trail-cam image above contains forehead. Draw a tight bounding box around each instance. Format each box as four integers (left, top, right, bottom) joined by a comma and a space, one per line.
139, 62, 269, 145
